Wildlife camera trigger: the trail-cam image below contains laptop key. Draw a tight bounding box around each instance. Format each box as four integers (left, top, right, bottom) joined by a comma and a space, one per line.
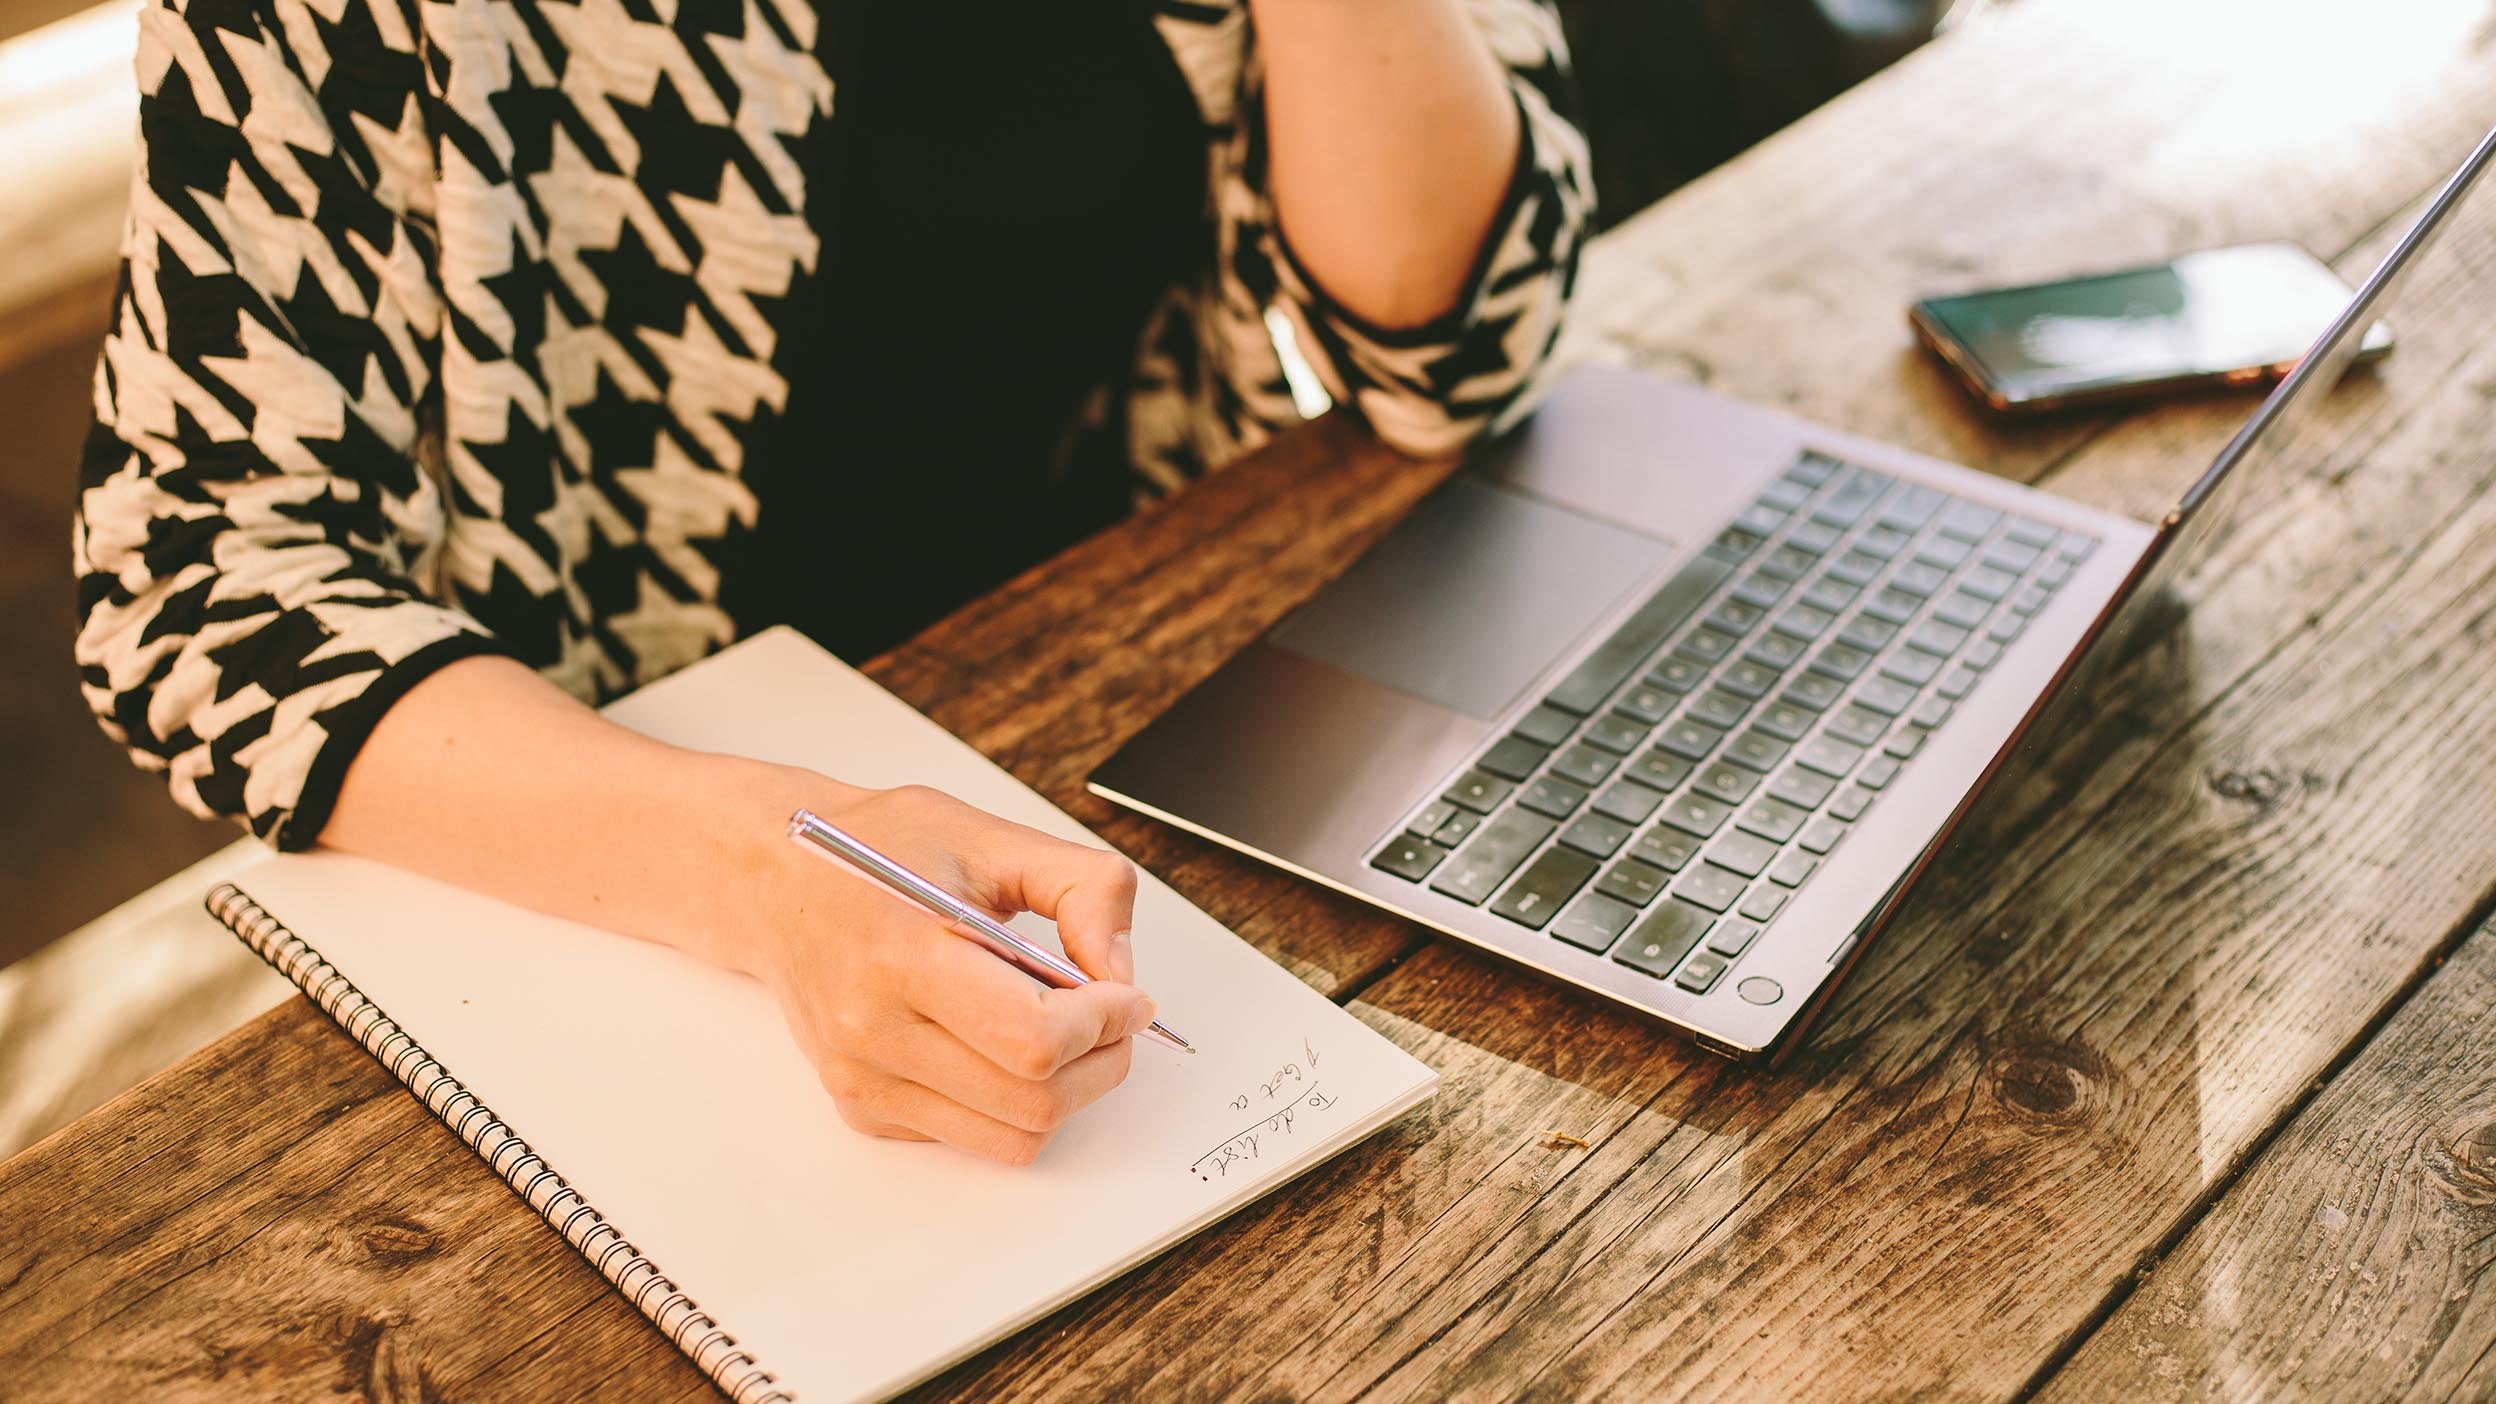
1628, 749, 1695, 791
1854, 676, 1915, 716
1789, 519, 1845, 556
1445, 769, 1515, 812
1519, 775, 1589, 818
1371, 836, 1450, 881
1747, 632, 1809, 670
1754, 699, 1816, 742
1936, 665, 1979, 700
1491, 847, 1600, 929
1687, 689, 1750, 730
1880, 649, 1943, 687
1646, 656, 1706, 694
1915, 536, 1973, 570
1758, 545, 1819, 582
1787, 451, 1843, 486
1797, 817, 1847, 854
1733, 504, 1786, 536
1675, 950, 1731, 993
1552, 744, 1619, 788
1434, 810, 1482, 845
1827, 550, 1883, 587
1863, 587, 1921, 624
1960, 565, 2018, 602
1583, 713, 1647, 755
1633, 827, 1700, 872
1858, 755, 1902, 791
1964, 639, 2003, 671
1721, 660, 1781, 700
1659, 792, 1734, 838
1706, 599, 1767, 635
1693, 763, 1761, 805
1513, 704, 1579, 747
1772, 604, 1837, 640
1430, 810, 1556, 904
1986, 611, 2028, 643
1708, 830, 1778, 879
1810, 642, 1874, 681
1477, 735, 1552, 781
1796, 734, 1866, 778
1615, 684, 1675, 726
2057, 533, 2098, 561
1737, 796, 1809, 843
1908, 620, 1971, 656
1830, 785, 1875, 821
1594, 781, 1667, 825
1707, 918, 1762, 956
1706, 527, 1765, 564
1769, 768, 1837, 809
1812, 471, 1890, 527
1542, 554, 1735, 714
1827, 705, 1887, 747
1732, 572, 1792, 609
1407, 800, 1460, 837
1891, 561, 1949, 597
1857, 523, 1913, 558
1883, 729, 1925, 759
1802, 577, 1861, 613
1932, 591, 1990, 629
1878, 485, 1947, 530
1839, 615, 1899, 652
1726, 729, 1790, 772
1939, 500, 2004, 542
1911, 696, 1954, 729
1614, 900, 1714, 978
1550, 892, 1640, 953
1738, 884, 1789, 921
1559, 812, 1632, 858
2038, 557, 2077, 589
1782, 672, 1845, 711
2004, 516, 2056, 548
2011, 584, 2051, 615
1985, 540, 2044, 574
1674, 862, 1748, 913
1676, 627, 1740, 664
1657, 717, 1726, 761
1761, 477, 1812, 511
1769, 851, 1818, 887
1596, 858, 1672, 907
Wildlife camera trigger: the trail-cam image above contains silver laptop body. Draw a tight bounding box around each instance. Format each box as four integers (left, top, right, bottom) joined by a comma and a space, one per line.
1090, 126, 2491, 1061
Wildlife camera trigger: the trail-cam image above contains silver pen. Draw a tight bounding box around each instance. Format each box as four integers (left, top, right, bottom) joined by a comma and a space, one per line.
787, 808, 1194, 1055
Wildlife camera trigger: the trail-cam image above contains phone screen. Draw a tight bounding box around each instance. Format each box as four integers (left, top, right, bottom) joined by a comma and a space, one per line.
1915, 243, 2391, 408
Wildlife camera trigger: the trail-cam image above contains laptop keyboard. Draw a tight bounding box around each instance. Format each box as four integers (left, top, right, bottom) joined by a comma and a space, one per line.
1367, 452, 2098, 996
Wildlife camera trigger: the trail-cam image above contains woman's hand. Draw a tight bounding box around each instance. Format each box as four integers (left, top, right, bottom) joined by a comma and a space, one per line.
324, 655, 1156, 1168
734, 779, 1158, 1165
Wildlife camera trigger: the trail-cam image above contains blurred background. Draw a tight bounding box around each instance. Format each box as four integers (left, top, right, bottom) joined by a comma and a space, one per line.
0, 0, 1981, 977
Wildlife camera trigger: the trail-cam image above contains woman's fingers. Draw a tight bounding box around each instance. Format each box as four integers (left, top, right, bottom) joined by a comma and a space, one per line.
885, 1020, 1135, 1134
824, 1061, 1060, 1166
963, 818, 1141, 984
896, 920, 1154, 1078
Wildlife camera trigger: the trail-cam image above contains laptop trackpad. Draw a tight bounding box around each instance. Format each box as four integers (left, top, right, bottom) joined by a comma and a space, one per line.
1268, 476, 1676, 721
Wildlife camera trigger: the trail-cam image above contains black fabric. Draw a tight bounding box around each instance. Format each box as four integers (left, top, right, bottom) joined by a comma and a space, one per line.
734, 1, 1208, 662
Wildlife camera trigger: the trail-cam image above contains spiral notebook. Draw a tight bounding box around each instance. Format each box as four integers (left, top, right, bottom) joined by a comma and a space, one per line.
205, 627, 1437, 1403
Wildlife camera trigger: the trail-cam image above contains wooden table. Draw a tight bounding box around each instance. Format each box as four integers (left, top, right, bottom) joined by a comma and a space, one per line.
10, 1, 2496, 1397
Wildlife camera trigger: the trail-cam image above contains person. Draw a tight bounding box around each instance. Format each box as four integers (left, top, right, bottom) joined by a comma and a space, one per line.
72, 0, 1593, 1163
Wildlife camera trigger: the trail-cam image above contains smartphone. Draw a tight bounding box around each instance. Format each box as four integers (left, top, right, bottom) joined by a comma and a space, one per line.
1909, 242, 2392, 414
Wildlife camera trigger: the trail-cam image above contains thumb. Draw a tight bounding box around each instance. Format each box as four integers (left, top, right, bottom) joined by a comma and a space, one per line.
972, 823, 1141, 985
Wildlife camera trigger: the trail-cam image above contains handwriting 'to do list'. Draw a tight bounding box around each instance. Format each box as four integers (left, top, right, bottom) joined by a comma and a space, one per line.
1189, 1038, 1335, 1183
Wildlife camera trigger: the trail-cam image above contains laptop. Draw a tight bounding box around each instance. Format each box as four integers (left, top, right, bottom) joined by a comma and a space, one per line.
1090, 125, 2494, 1063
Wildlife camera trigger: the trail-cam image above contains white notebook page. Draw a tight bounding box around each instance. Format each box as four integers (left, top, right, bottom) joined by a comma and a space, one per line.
229, 628, 1436, 1402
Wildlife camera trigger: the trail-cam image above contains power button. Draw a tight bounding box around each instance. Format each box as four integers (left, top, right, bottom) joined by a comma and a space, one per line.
1737, 976, 1784, 1005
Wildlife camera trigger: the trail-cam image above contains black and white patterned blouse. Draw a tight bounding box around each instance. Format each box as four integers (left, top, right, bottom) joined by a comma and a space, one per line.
72, 0, 1595, 849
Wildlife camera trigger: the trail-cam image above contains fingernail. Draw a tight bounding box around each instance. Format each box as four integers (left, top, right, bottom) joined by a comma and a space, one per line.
1127, 998, 1158, 1039
1109, 930, 1135, 981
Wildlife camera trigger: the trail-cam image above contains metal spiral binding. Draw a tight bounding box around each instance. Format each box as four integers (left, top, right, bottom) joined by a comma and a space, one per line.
208, 883, 797, 1403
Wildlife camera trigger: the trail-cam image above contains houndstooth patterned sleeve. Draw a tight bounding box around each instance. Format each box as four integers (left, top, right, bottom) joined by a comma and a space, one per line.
72, 0, 499, 849
1219, 0, 1595, 462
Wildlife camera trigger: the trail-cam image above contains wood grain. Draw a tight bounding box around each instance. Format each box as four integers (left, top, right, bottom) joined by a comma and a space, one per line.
9, 0, 2496, 1400
2036, 913, 2496, 1402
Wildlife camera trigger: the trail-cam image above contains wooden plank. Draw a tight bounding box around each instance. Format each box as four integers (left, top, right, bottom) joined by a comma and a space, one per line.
2035, 915, 2496, 1402
915, 87, 2496, 1404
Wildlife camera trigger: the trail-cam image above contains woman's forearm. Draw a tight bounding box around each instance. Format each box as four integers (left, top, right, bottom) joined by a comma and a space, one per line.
1251, 0, 1521, 331
321, 654, 830, 975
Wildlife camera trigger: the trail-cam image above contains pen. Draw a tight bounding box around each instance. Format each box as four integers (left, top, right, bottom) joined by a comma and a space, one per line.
787, 808, 1195, 1055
